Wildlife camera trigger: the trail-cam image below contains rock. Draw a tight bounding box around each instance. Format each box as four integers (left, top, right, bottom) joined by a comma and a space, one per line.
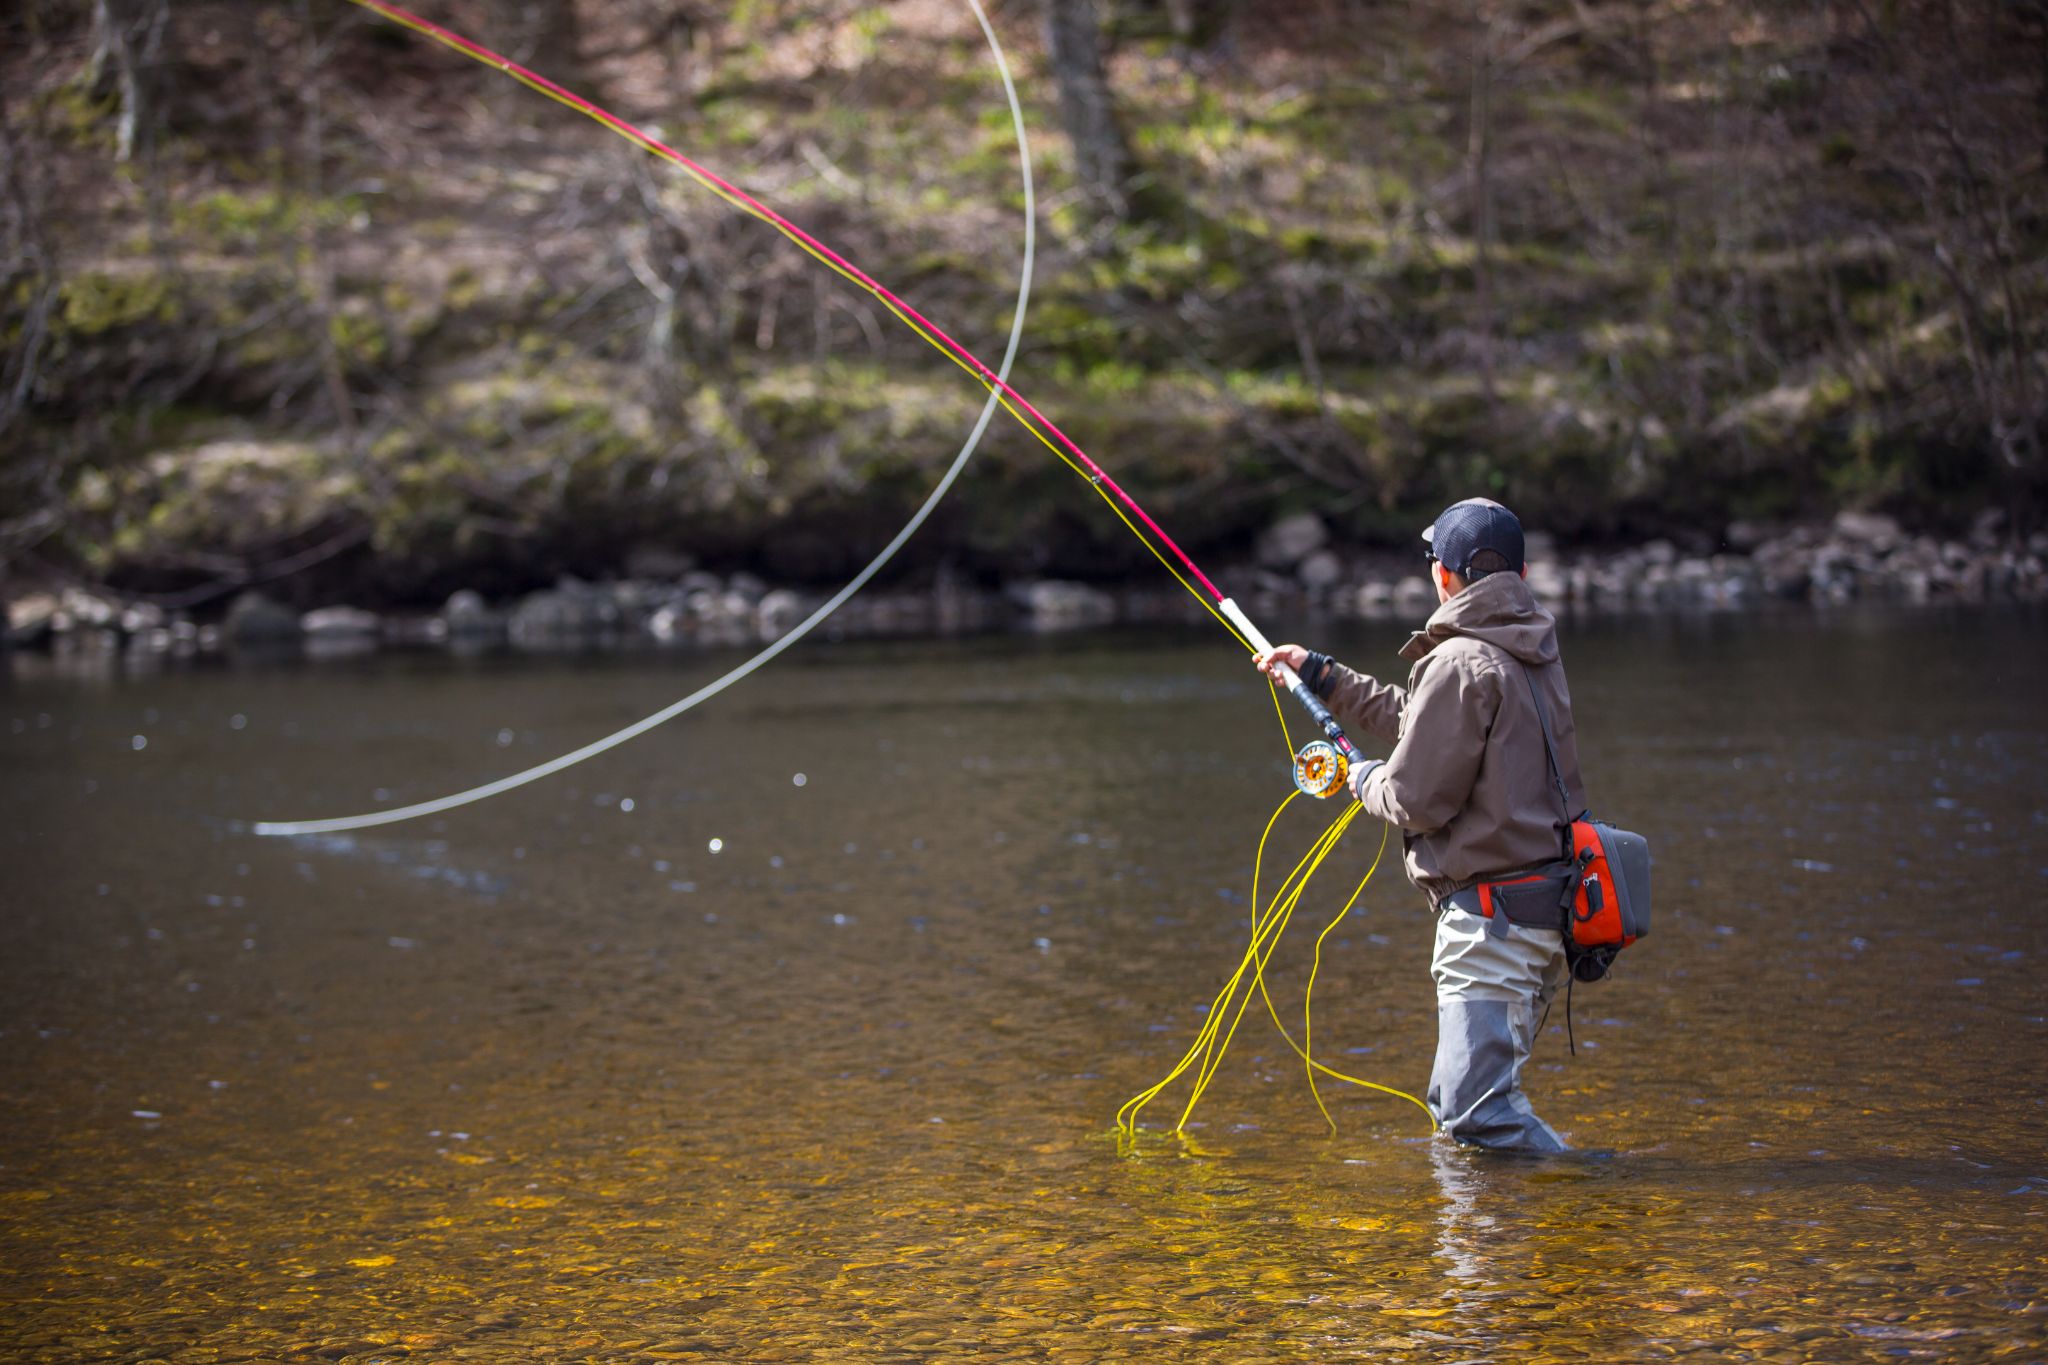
755, 589, 810, 637
1526, 560, 1568, 602
1642, 539, 1677, 568
1297, 549, 1344, 591
442, 589, 502, 638
509, 584, 617, 644
1724, 519, 1775, 553
623, 545, 696, 580
1256, 513, 1328, 569
300, 606, 381, 640
1832, 510, 1903, 552
1353, 580, 1395, 617
1011, 580, 1115, 630
1523, 530, 1557, 562
1970, 507, 2006, 550
224, 592, 302, 644
119, 603, 165, 634
646, 604, 688, 642
5, 593, 57, 647
53, 588, 121, 633
1391, 575, 1436, 615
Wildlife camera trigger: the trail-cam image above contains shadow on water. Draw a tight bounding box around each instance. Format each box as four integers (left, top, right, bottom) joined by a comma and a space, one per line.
2, 605, 2045, 1359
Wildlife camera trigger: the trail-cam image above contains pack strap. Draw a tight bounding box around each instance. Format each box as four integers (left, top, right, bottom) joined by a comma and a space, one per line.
1519, 664, 1580, 858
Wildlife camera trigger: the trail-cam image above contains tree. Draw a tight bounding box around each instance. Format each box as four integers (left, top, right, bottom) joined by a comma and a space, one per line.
1044, 0, 1142, 222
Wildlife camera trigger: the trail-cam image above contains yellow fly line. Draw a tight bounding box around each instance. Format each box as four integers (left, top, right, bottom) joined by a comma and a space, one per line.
1117, 765, 1437, 1143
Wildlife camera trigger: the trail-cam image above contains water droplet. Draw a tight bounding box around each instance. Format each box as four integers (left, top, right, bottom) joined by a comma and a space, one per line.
130, 735, 147, 751
792, 772, 807, 787
229, 714, 247, 731
832, 913, 851, 926
708, 837, 723, 853
496, 728, 514, 746
619, 797, 635, 813
132, 1110, 161, 1120
1034, 937, 1052, 952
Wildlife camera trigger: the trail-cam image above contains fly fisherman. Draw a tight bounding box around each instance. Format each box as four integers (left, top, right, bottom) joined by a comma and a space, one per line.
1254, 498, 1587, 1152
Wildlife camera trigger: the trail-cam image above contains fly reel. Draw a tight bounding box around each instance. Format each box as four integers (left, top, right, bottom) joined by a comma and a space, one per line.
1292, 739, 1351, 800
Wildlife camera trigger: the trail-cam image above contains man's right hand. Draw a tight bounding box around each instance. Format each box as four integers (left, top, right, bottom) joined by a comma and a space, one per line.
1253, 644, 1310, 679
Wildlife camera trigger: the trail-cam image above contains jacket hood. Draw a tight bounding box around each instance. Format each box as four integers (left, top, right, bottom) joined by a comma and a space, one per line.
1398, 571, 1559, 666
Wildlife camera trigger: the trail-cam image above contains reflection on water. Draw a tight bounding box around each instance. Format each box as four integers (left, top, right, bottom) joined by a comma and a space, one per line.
2, 609, 2045, 1360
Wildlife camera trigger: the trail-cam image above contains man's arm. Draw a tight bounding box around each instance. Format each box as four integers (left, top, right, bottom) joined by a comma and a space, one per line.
1352, 653, 1495, 834
1318, 660, 1406, 746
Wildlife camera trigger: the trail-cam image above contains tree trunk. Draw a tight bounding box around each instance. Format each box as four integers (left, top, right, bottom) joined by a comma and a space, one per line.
1044, 0, 1140, 221
89, 0, 169, 164
1467, 0, 1498, 411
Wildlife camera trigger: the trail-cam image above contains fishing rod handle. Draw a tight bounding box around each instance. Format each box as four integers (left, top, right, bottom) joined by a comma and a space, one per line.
1218, 598, 1364, 764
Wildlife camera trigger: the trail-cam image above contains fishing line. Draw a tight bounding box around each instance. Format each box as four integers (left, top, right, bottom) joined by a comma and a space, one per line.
252, 0, 1035, 836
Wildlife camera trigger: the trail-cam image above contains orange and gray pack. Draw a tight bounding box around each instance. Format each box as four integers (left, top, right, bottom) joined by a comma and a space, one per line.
1452, 668, 1651, 982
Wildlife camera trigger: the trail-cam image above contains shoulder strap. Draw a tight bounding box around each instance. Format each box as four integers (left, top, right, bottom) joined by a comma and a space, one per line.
1520, 664, 1579, 849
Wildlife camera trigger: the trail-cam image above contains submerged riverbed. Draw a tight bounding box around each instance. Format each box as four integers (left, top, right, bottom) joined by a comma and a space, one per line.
2, 606, 2045, 1361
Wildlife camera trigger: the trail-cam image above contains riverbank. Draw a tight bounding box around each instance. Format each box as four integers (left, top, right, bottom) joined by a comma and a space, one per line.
7, 509, 2041, 662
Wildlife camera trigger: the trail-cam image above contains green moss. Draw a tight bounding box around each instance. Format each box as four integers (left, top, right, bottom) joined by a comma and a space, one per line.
57, 272, 176, 336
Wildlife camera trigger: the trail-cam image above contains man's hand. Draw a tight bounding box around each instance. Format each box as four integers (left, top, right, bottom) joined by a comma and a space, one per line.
1253, 644, 1309, 679
1347, 758, 1385, 802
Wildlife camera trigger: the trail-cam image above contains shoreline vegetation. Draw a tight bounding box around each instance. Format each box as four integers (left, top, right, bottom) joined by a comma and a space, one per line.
8, 508, 2042, 661
3, 3, 2042, 627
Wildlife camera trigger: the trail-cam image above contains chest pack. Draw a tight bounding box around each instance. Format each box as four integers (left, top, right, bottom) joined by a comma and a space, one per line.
1488, 667, 1652, 983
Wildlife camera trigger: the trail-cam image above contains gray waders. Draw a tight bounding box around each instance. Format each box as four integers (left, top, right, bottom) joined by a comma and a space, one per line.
1427, 907, 1569, 1152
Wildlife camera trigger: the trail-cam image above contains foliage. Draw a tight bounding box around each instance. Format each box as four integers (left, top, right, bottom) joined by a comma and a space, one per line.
1, 0, 2042, 604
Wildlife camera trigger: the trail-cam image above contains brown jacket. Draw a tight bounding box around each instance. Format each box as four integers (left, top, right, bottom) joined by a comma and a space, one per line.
1321, 572, 1589, 908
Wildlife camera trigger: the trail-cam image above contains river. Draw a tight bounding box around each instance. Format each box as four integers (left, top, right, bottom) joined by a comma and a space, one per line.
2, 605, 2044, 1361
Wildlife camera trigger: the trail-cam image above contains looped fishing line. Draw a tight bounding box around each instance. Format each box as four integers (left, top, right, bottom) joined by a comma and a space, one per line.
1116, 713, 1437, 1142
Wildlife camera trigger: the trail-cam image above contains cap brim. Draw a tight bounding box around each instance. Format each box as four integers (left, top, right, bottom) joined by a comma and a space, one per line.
1420, 523, 1435, 545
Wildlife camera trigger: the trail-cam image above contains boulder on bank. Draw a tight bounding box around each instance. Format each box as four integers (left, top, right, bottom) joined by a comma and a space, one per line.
441, 589, 503, 639
1256, 513, 1328, 569
509, 581, 620, 644
1012, 579, 1116, 630
300, 606, 381, 640
224, 592, 302, 644
1298, 549, 1344, 591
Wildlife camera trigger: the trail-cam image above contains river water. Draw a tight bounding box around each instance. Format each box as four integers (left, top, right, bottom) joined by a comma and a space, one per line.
2, 607, 2044, 1362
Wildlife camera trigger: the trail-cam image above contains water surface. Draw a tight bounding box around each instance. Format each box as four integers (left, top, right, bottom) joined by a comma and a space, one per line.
3, 609, 2045, 1360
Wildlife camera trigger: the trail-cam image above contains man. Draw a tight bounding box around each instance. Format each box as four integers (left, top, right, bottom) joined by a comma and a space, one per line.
1254, 498, 1587, 1152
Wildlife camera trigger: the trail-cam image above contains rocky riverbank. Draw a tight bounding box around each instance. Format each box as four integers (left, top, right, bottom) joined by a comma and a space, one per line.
5, 510, 2042, 661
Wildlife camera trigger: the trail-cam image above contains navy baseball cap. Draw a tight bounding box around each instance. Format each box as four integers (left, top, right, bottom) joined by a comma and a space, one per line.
1422, 498, 1525, 577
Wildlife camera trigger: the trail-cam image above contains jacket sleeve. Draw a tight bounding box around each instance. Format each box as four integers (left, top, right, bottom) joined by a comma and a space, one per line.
1317, 662, 1406, 746
1355, 652, 1498, 835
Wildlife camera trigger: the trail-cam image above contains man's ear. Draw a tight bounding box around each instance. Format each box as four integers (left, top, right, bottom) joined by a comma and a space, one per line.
1521, 565, 1528, 578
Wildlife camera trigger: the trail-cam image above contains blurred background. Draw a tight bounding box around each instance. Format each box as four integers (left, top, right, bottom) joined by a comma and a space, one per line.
2, 0, 2044, 645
